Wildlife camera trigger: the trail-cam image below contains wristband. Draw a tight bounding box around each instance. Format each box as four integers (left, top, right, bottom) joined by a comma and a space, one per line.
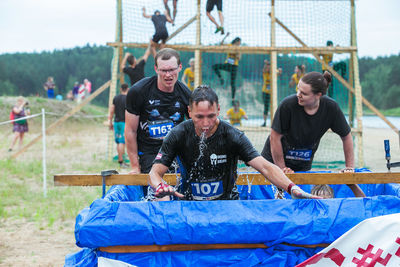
287, 183, 296, 194
155, 182, 170, 194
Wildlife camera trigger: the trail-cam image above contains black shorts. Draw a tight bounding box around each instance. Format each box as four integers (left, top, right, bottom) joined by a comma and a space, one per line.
152, 31, 168, 43
206, 0, 222, 12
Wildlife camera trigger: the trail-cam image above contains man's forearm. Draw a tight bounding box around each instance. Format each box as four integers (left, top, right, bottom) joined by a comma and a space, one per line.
270, 136, 286, 169
342, 133, 354, 168
249, 157, 291, 192
148, 164, 167, 188
125, 131, 140, 169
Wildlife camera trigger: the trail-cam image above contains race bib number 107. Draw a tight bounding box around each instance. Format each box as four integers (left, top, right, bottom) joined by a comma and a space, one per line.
191, 180, 223, 200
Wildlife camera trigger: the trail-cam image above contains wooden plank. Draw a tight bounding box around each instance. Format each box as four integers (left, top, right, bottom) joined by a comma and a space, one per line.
106, 42, 357, 54
99, 242, 328, 253
166, 15, 197, 42
54, 172, 400, 186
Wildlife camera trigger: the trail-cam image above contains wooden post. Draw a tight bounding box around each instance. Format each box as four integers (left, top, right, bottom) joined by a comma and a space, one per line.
194, 0, 202, 87
348, 54, 354, 128
270, 0, 278, 123
107, 42, 357, 54
107, 0, 122, 161
351, 0, 364, 167
118, 0, 124, 84
11, 81, 111, 159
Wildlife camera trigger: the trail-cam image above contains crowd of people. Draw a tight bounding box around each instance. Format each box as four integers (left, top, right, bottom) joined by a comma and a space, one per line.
43, 76, 92, 102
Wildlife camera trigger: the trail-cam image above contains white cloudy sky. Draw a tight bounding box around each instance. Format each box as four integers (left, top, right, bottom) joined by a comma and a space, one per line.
0, 0, 399, 58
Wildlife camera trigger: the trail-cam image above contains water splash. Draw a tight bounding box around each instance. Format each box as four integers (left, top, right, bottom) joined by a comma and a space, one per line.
271, 185, 286, 199
142, 160, 183, 202
197, 131, 207, 162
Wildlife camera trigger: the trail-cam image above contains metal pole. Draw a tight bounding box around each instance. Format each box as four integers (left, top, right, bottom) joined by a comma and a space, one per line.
42, 108, 47, 197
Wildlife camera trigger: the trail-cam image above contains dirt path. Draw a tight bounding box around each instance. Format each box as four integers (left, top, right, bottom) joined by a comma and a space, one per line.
0, 125, 399, 266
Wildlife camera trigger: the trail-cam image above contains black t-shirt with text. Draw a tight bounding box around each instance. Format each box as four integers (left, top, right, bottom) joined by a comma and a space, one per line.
261, 94, 350, 171
112, 94, 126, 122
123, 60, 146, 86
154, 120, 260, 200
126, 76, 191, 157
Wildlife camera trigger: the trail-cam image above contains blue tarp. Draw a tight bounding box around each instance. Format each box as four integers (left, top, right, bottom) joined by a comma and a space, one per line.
65, 170, 400, 267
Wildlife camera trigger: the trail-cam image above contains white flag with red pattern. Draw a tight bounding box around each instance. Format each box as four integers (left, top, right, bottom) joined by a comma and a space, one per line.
297, 213, 400, 267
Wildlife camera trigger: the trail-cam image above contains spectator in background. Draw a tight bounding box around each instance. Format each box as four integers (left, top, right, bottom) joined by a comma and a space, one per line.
66, 90, 74, 101
181, 58, 195, 91
84, 78, 92, 96
142, 7, 174, 58
289, 65, 305, 92
72, 81, 80, 100
224, 100, 248, 126
43, 77, 56, 98
320, 40, 334, 73
320, 40, 334, 97
261, 60, 282, 127
77, 82, 86, 103
121, 45, 151, 86
8, 97, 30, 152
108, 83, 130, 168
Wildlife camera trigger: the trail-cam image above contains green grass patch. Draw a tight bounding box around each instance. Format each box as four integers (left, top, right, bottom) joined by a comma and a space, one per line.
0, 158, 105, 226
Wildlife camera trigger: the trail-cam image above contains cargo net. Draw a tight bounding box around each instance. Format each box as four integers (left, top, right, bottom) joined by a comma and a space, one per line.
119, 0, 356, 168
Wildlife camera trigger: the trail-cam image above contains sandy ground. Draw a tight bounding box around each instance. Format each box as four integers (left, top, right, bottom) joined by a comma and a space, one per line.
0, 123, 399, 266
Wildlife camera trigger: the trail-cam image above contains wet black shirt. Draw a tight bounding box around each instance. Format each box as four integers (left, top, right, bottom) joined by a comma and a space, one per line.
261, 94, 350, 171
152, 14, 168, 34
112, 94, 126, 122
126, 76, 191, 156
154, 120, 260, 200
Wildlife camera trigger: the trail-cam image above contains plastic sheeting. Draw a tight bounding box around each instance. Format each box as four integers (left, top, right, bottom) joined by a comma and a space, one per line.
66, 171, 400, 267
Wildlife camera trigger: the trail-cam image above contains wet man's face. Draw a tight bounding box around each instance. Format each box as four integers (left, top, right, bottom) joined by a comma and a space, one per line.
189, 101, 220, 137
155, 57, 182, 91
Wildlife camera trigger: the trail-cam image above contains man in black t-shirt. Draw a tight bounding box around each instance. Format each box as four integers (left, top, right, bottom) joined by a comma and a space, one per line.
125, 48, 191, 176
142, 7, 173, 57
149, 85, 318, 201
121, 45, 151, 86
108, 83, 129, 167
262, 71, 354, 173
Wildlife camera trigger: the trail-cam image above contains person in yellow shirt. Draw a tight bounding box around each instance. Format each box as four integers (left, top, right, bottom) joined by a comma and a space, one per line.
261, 60, 282, 127
320, 40, 334, 72
181, 58, 195, 91
320, 40, 334, 97
212, 37, 241, 101
224, 100, 248, 126
289, 64, 305, 92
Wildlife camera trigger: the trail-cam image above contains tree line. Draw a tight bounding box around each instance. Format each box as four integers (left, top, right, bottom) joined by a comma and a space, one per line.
0, 44, 399, 110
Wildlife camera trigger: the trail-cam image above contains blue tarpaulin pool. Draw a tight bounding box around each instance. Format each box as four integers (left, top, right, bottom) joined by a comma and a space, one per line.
65, 170, 400, 266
